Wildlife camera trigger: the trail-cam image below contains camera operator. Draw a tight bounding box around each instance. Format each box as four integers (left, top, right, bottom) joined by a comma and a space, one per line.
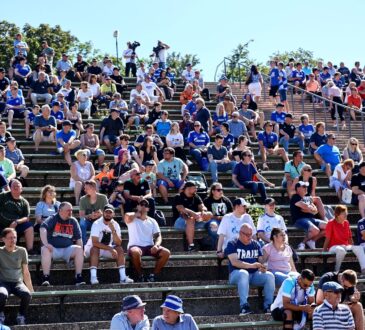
123, 42, 140, 78
151, 41, 170, 69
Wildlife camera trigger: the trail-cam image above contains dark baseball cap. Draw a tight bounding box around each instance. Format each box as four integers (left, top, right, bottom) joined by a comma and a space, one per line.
264, 198, 276, 205
62, 120, 72, 126
276, 103, 285, 108
285, 113, 293, 118
232, 198, 250, 207
122, 295, 146, 311
103, 204, 115, 212
183, 181, 196, 189
5, 137, 16, 143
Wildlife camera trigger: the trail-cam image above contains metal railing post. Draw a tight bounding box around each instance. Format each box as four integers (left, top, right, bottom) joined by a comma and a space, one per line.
312, 97, 316, 123
300, 91, 305, 114
290, 86, 295, 115
335, 103, 339, 134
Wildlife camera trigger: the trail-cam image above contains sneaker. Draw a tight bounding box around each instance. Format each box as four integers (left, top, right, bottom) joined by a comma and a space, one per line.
187, 244, 196, 253
306, 240, 316, 249
90, 277, 99, 285
75, 274, 86, 286
26, 136, 33, 141
147, 274, 156, 283
297, 242, 305, 251
239, 304, 253, 315
16, 314, 25, 325
41, 275, 50, 286
263, 307, 271, 314
7, 126, 12, 130
0, 312, 5, 324
120, 276, 134, 284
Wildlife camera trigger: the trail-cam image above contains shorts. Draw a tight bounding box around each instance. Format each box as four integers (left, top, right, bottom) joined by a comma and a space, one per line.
84, 245, 115, 258
52, 246, 77, 263
103, 134, 118, 144
352, 194, 360, 205
85, 149, 105, 157
294, 217, 326, 232
33, 132, 54, 142
279, 89, 287, 102
271, 307, 303, 322
157, 179, 184, 189
269, 85, 279, 97
15, 221, 33, 235
248, 82, 262, 97
9, 110, 25, 118
128, 245, 162, 257
174, 217, 206, 230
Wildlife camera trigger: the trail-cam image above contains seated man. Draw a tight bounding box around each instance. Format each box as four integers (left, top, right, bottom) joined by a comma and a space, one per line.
141, 74, 164, 103
127, 95, 149, 129
282, 150, 306, 196
0, 145, 16, 183
129, 82, 150, 107
279, 114, 305, 153
207, 134, 236, 183
0, 228, 33, 326
187, 121, 210, 169
29, 72, 52, 106
40, 202, 85, 286
5, 137, 29, 184
316, 269, 363, 330
99, 108, 124, 153
33, 105, 56, 152
290, 181, 327, 250
6, 85, 26, 130
125, 199, 170, 282
238, 101, 260, 140
314, 133, 341, 179
258, 121, 288, 171
85, 204, 133, 285
270, 103, 287, 135
157, 147, 188, 204
99, 76, 117, 108
271, 269, 315, 330
56, 120, 81, 166
173, 182, 213, 252
227, 112, 249, 142
351, 161, 365, 219
225, 223, 275, 315
289, 62, 306, 90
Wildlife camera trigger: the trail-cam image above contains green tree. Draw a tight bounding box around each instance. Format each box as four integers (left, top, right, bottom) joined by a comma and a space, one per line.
270, 48, 323, 68
166, 52, 200, 76
0, 21, 21, 68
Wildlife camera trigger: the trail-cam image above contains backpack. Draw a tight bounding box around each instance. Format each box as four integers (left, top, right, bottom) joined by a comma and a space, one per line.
186, 174, 208, 193
154, 210, 166, 227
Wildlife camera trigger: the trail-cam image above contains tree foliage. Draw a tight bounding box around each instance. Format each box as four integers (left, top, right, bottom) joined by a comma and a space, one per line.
269, 48, 323, 68
166, 52, 200, 76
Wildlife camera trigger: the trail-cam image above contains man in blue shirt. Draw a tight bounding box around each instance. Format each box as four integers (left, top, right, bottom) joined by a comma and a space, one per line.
56, 120, 80, 166
227, 112, 249, 142
314, 133, 341, 178
225, 223, 275, 315
188, 122, 210, 170
269, 61, 280, 104
33, 105, 57, 152
289, 63, 306, 91
29, 72, 52, 106
270, 103, 287, 135
6, 86, 25, 130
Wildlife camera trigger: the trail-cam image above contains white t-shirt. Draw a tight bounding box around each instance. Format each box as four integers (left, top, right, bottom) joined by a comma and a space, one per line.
85, 218, 121, 249
137, 68, 146, 82
166, 133, 184, 147
123, 49, 135, 64
257, 213, 287, 242
77, 89, 93, 102
182, 69, 194, 82
89, 83, 100, 97
141, 81, 158, 98
102, 65, 115, 76
158, 49, 167, 63
127, 217, 160, 248
130, 89, 149, 103
217, 212, 256, 250
331, 163, 349, 182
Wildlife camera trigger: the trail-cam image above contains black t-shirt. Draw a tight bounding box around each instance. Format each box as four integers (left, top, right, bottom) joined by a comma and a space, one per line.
172, 192, 203, 220
31, 80, 50, 94
195, 107, 211, 132
140, 145, 156, 163
124, 179, 150, 198
100, 116, 124, 136
203, 196, 233, 217
110, 74, 124, 84
351, 172, 365, 193
35, 64, 52, 75
74, 61, 89, 72
148, 109, 162, 123
112, 160, 135, 179
136, 134, 162, 151
290, 194, 314, 223
0, 77, 10, 92
318, 271, 355, 303
87, 66, 102, 75
279, 122, 296, 138
248, 100, 257, 111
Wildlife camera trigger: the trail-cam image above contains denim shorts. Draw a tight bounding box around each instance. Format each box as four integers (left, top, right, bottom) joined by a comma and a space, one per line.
157, 179, 184, 189
294, 217, 326, 232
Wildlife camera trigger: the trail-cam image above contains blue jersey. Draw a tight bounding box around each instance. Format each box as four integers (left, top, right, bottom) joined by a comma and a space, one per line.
167, 72, 175, 83
185, 101, 197, 115
333, 79, 344, 88
28, 112, 36, 123
319, 72, 331, 83
258, 131, 278, 149
187, 131, 210, 147
15, 64, 31, 77
213, 113, 229, 126
114, 145, 137, 157
6, 95, 25, 108
51, 110, 64, 121
291, 70, 306, 83
56, 129, 76, 148
357, 218, 365, 245
299, 124, 314, 139
223, 133, 235, 149
269, 67, 280, 86
270, 111, 287, 124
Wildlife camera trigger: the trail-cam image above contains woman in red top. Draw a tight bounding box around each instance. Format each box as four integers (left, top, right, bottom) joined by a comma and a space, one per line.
323, 205, 365, 274
347, 87, 362, 120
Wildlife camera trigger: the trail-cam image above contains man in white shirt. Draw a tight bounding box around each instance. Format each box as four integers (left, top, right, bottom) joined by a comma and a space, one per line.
181, 63, 194, 84
141, 75, 164, 103
125, 199, 170, 282
216, 198, 256, 258
130, 83, 150, 106
257, 198, 287, 244
85, 204, 133, 285
123, 42, 137, 77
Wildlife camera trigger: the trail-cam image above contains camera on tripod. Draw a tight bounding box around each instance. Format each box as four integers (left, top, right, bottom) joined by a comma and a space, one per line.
150, 40, 165, 58
128, 41, 140, 59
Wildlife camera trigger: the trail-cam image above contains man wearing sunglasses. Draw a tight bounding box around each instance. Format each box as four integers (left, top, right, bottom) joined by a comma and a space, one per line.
125, 199, 170, 283
271, 269, 316, 330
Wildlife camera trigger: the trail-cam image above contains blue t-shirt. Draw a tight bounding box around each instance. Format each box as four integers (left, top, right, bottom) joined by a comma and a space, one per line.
6, 95, 25, 109
56, 129, 76, 148
228, 120, 247, 138
28, 112, 36, 123
269, 67, 280, 86
233, 162, 257, 184
315, 144, 341, 169
291, 70, 306, 83
357, 218, 365, 245
157, 158, 184, 181
302, 67, 312, 76
213, 113, 229, 126
223, 133, 235, 150
188, 131, 210, 147
270, 111, 287, 124
155, 120, 171, 137
225, 238, 262, 273
319, 72, 331, 83
184, 101, 197, 115
15, 64, 31, 77
258, 131, 278, 149
51, 110, 64, 121
298, 124, 314, 139
334, 79, 344, 88
114, 145, 136, 157
34, 115, 57, 136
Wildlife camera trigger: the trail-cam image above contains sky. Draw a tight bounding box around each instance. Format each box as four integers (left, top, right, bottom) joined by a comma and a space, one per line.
3, 0, 364, 80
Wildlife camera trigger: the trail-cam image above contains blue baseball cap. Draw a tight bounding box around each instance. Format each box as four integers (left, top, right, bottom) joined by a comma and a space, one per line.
161, 295, 184, 313
322, 281, 344, 293
122, 295, 146, 311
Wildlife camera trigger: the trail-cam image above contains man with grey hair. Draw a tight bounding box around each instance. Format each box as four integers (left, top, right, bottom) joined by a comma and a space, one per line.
33, 105, 56, 152
40, 202, 85, 286
225, 223, 275, 315
29, 72, 52, 105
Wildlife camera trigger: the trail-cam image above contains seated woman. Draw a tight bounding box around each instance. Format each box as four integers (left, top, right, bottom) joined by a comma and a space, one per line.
309, 121, 327, 154
80, 123, 105, 169
110, 149, 139, 187
70, 149, 95, 205
139, 136, 159, 165
323, 205, 365, 274
166, 122, 186, 161
34, 185, 61, 231
212, 103, 228, 134
291, 164, 326, 220
343, 137, 363, 173
330, 159, 354, 201
262, 228, 298, 287
66, 101, 83, 137
157, 70, 174, 100
231, 135, 253, 163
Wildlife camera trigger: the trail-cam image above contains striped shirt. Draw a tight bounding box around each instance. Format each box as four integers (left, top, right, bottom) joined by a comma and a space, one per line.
313, 300, 354, 330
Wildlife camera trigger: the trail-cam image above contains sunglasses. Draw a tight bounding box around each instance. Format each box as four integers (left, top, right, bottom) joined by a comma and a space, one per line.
194, 125, 201, 127
214, 188, 223, 192
303, 169, 312, 172
139, 203, 149, 207
351, 143, 358, 145
244, 154, 252, 158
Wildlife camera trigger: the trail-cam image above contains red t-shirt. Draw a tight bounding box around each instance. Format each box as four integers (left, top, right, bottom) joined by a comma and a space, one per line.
357, 86, 365, 100
348, 95, 362, 108
325, 219, 351, 248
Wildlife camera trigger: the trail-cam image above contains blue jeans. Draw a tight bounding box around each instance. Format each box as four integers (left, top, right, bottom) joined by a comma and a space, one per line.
229, 269, 275, 309
271, 270, 299, 287
174, 217, 206, 230
205, 219, 219, 249
279, 136, 304, 152
209, 161, 236, 182
79, 218, 93, 246
189, 148, 207, 166
242, 181, 267, 203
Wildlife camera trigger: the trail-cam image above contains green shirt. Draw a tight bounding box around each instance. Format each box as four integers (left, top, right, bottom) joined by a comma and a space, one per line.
0, 246, 27, 282
0, 191, 30, 228
79, 193, 108, 217
0, 158, 15, 179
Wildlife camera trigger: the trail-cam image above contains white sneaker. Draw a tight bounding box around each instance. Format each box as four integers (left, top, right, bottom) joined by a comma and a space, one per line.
186, 159, 193, 166
7, 126, 12, 130
297, 242, 305, 250
120, 276, 134, 284
90, 277, 99, 285
306, 240, 316, 249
